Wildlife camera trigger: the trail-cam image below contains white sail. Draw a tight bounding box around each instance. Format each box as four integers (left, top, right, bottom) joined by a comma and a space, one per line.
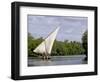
33, 27, 60, 55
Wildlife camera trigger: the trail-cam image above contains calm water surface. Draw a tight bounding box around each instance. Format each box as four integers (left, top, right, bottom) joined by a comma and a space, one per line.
28, 55, 87, 66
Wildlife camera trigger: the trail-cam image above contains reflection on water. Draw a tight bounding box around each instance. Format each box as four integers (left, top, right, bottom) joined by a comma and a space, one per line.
28, 55, 87, 66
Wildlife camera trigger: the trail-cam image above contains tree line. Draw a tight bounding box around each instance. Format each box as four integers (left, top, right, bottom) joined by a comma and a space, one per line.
28, 31, 87, 57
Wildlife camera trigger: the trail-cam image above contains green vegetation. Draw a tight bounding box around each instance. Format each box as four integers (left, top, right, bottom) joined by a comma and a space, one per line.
82, 31, 88, 60
51, 40, 85, 56
28, 31, 87, 57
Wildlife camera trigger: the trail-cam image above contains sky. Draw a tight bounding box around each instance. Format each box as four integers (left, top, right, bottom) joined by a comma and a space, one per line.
28, 15, 87, 42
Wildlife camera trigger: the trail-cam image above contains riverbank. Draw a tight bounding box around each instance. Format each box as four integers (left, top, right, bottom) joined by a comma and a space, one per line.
28, 54, 86, 59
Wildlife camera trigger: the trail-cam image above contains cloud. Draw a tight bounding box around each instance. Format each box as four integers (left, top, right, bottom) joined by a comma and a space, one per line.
65, 28, 73, 34
28, 15, 87, 42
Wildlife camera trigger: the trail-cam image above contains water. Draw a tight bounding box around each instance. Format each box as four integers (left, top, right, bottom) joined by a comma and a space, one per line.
28, 55, 87, 66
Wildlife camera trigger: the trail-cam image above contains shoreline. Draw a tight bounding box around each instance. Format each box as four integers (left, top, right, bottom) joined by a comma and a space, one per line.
28, 54, 86, 59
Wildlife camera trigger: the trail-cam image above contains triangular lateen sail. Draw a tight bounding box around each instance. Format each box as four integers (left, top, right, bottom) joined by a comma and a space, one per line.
33, 27, 60, 55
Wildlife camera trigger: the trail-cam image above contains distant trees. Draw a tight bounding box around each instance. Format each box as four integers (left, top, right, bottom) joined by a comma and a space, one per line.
51, 40, 85, 56
28, 32, 87, 57
82, 31, 88, 60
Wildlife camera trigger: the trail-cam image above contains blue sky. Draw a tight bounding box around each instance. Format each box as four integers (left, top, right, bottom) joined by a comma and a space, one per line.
28, 15, 87, 42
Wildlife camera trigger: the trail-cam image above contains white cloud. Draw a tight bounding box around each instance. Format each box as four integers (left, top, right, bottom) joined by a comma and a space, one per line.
28, 15, 87, 42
